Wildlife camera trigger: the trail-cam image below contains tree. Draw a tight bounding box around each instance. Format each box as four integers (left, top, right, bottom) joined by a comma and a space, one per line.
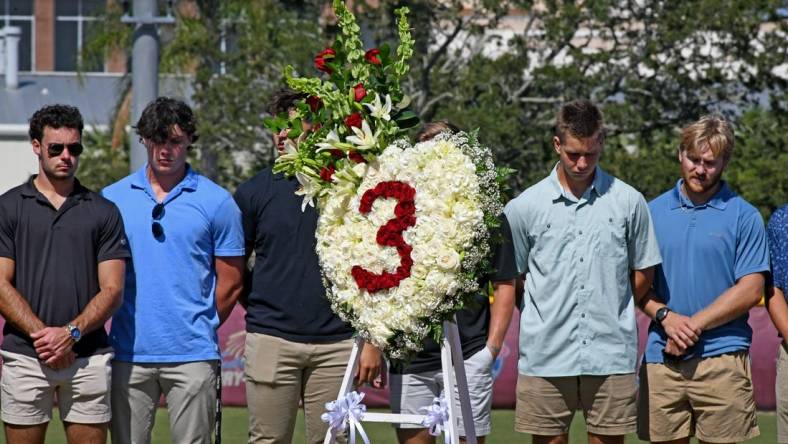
359, 0, 786, 217
84, 0, 787, 217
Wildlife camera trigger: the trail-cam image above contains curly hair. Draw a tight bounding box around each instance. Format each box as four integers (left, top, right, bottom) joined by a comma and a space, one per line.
28, 104, 84, 141
266, 88, 307, 116
135, 97, 198, 144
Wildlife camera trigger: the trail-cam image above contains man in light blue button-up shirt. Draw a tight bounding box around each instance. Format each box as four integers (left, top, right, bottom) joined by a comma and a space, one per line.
505, 100, 662, 444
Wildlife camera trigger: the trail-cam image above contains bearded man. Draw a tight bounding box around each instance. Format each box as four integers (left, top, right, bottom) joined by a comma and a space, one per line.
637, 114, 770, 443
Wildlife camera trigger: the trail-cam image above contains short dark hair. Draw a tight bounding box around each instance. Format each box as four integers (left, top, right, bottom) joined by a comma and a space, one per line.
28, 104, 84, 141
135, 97, 198, 144
555, 99, 604, 143
416, 119, 460, 142
266, 88, 307, 116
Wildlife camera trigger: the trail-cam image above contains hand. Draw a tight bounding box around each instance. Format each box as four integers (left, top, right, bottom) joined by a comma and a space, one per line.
355, 343, 387, 389
31, 326, 73, 362
661, 311, 701, 350
663, 337, 686, 357
486, 342, 502, 360
45, 350, 76, 370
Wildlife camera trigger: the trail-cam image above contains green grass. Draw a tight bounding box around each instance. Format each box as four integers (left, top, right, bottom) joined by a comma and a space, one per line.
3, 408, 778, 443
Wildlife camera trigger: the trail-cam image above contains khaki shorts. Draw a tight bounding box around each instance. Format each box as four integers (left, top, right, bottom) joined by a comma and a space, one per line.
637, 351, 760, 442
0, 350, 112, 425
515, 373, 637, 436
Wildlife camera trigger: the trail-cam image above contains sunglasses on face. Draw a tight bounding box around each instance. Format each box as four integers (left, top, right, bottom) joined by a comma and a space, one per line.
152, 203, 165, 239
46, 142, 84, 157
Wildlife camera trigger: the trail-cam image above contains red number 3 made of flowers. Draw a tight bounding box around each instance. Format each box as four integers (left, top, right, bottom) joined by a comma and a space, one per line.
351, 181, 417, 293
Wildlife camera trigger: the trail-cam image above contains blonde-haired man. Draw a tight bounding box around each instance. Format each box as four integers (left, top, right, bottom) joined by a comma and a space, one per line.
638, 114, 770, 443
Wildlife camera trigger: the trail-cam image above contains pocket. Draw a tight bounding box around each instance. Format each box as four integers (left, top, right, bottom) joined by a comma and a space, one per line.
529, 223, 563, 270
600, 217, 627, 257
470, 346, 495, 370
244, 333, 280, 384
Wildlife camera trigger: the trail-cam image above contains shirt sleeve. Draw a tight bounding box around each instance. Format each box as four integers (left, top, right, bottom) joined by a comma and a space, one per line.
234, 182, 258, 257
768, 207, 788, 291
211, 196, 245, 257
489, 214, 518, 282
503, 198, 531, 275
628, 192, 662, 270
734, 209, 770, 281
97, 203, 131, 262
0, 198, 16, 260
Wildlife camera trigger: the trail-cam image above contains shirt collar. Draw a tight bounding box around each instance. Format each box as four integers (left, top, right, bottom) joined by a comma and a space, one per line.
548, 164, 610, 201
20, 175, 91, 201
670, 178, 731, 210
130, 163, 199, 194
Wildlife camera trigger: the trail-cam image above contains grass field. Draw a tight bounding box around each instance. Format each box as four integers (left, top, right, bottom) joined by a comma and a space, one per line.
6, 408, 778, 443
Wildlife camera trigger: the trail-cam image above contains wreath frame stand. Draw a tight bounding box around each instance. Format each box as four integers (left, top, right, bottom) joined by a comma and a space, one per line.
323, 316, 478, 444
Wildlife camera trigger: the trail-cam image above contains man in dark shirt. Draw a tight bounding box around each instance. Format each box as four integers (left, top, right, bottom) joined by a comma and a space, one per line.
0, 104, 129, 444
389, 121, 517, 444
234, 89, 383, 444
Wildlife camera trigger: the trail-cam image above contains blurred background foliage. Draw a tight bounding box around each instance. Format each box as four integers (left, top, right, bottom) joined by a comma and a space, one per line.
83, 0, 786, 219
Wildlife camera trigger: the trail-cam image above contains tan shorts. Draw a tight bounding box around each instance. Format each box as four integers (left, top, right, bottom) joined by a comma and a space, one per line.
637, 351, 760, 442
0, 350, 112, 425
515, 373, 637, 436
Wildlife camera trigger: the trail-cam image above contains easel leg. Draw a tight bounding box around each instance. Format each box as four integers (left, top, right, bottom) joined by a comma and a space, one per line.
323, 337, 364, 444
443, 319, 478, 444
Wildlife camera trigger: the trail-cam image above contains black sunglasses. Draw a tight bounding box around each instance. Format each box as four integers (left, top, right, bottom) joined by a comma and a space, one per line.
152, 203, 165, 238
46, 142, 84, 157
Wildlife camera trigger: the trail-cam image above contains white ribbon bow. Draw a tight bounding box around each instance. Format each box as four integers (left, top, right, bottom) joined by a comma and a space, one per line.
321, 391, 370, 444
421, 395, 451, 444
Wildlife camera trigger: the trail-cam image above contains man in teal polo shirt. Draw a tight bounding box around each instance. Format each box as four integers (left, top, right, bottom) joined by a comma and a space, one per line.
102, 97, 245, 444
505, 99, 662, 444
637, 115, 769, 443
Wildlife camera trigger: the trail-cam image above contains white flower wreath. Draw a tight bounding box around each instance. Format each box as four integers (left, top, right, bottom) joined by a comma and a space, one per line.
316, 132, 502, 359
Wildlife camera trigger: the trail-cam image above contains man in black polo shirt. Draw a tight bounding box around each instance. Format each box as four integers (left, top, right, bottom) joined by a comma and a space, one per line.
389, 121, 517, 444
0, 104, 129, 444
234, 88, 383, 444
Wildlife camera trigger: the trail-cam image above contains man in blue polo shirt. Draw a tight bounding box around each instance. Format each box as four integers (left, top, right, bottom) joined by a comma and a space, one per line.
638, 114, 770, 443
102, 97, 245, 444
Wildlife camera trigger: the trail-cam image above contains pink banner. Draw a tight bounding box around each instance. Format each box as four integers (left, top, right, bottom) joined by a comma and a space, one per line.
0, 305, 780, 409
218, 306, 782, 408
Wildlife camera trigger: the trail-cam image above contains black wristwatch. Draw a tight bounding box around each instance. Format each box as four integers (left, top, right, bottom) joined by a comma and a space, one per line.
655, 307, 671, 326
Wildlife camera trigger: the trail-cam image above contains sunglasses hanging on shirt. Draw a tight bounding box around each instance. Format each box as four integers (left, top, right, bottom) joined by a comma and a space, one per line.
152, 203, 165, 239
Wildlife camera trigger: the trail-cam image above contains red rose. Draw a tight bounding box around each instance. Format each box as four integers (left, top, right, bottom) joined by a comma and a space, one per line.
306, 96, 322, 112
328, 149, 344, 159
320, 165, 335, 182
344, 112, 362, 129
353, 83, 367, 102
365, 48, 382, 65
314, 48, 336, 73
348, 150, 366, 164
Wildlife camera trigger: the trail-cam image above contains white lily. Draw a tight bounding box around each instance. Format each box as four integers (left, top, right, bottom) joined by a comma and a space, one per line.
364, 93, 392, 121
316, 128, 341, 152
345, 119, 378, 151
294, 171, 320, 211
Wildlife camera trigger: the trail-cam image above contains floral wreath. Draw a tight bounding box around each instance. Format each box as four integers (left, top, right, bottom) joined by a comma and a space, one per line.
266, 0, 509, 359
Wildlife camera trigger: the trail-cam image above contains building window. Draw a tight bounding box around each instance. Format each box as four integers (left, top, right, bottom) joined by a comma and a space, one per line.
55, 0, 105, 72
0, 0, 35, 71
